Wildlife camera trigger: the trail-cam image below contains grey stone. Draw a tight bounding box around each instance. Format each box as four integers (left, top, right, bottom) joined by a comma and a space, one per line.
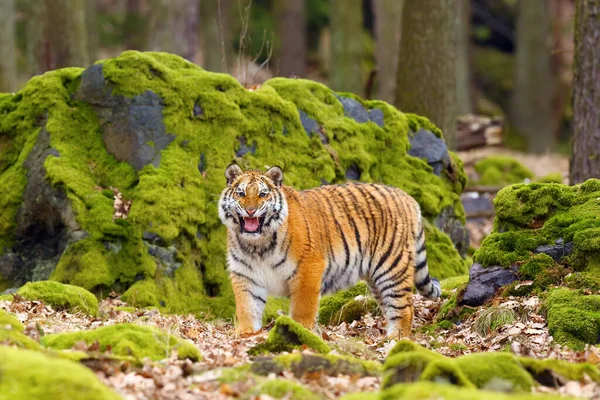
345, 164, 361, 180
76, 63, 175, 171
145, 243, 181, 277
198, 153, 207, 173
461, 193, 494, 216
104, 240, 123, 253
1, 287, 18, 295
368, 108, 384, 127
335, 94, 369, 123
408, 129, 451, 176
193, 103, 203, 117
236, 136, 257, 157
298, 110, 328, 144
533, 238, 574, 262
435, 206, 470, 258
460, 263, 518, 307
142, 231, 168, 247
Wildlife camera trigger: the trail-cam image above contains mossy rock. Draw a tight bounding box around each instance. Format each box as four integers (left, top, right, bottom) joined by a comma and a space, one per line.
545, 288, 600, 350
41, 322, 201, 361
17, 280, 99, 316
317, 281, 378, 325
0, 327, 43, 350
0, 51, 467, 319
263, 296, 290, 324
471, 156, 534, 186
419, 359, 476, 388
383, 350, 445, 388
520, 357, 600, 385
0, 308, 23, 331
440, 275, 469, 291
250, 316, 331, 355
0, 346, 120, 400
247, 379, 319, 400
455, 353, 535, 392
251, 352, 381, 378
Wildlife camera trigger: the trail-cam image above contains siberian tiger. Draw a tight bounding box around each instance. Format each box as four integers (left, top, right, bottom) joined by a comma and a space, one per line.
218, 163, 441, 339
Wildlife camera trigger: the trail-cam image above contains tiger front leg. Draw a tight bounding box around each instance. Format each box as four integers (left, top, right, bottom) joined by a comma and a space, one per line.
230, 273, 267, 336
381, 289, 414, 340
288, 261, 324, 331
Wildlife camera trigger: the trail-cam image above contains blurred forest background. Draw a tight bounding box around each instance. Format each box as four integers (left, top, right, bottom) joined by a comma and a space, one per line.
0, 0, 597, 179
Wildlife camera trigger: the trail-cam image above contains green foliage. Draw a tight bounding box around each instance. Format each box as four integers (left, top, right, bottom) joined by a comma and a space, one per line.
41, 323, 201, 361
472, 156, 534, 186
473, 307, 517, 337
0, 346, 120, 400
17, 280, 99, 316
545, 288, 600, 350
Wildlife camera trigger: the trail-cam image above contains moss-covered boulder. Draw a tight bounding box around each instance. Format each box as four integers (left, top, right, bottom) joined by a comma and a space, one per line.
250, 316, 331, 355
17, 280, 99, 316
317, 281, 379, 325
0, 51, 468, 318
0, 346, 120, 400
470, 156, 534, 186
41, 322, 201, 361
461, 180, 600, 308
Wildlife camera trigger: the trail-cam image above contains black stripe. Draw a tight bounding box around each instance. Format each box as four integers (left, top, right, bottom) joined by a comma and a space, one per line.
258, 231, 278, 257
230, 252, 253, 270
332, 186, 364, 272
286, 267, 298, 281
230, 270, 259, 287
387, 303, 410, 310
247, 290, 266, 304
416, 259, 427, 270
372, 246, 404, 284
355, 185, 386, 263
416, 275, 431, 288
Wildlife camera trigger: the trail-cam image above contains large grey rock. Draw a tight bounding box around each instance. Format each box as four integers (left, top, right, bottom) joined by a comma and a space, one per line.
460, 263, 518, 307
335, 94, 369, 123
408, 129, 451, 176
533, 238, 573, 262
76, 64, 175, 171
298, 110, 328, 144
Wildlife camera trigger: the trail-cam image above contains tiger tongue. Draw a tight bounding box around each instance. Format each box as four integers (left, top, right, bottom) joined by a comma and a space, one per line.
244, 217, 260, 232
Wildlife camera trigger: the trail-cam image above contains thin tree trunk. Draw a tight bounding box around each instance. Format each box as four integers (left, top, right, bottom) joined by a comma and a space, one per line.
329, 0, 364, 94
455, 0, 473, 116
24, 0, 45, 75
86, 0, 99, 63
201, 0, 233, 73
373, 0, 404, 103
510, 0, 554, 154
124, 0, 148, 50
570, 0, 600, 184
395, 0, 458, 149
147, 0, 199, 61
275, 0, 307, 77
0, 0, 17, 92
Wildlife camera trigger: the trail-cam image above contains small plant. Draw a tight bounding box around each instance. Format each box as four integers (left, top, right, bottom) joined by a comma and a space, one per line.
473, 306, 517, 337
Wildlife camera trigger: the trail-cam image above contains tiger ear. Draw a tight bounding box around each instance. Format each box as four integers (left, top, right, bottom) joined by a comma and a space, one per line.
265, 165, 284, 188
225, 163, 243, 186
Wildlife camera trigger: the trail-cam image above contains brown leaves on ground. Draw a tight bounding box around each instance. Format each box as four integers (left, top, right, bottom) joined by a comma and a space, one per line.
2, 291, 600, 399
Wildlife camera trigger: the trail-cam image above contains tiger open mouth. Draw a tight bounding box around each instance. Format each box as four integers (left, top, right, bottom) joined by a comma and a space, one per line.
241, 216, 265, 234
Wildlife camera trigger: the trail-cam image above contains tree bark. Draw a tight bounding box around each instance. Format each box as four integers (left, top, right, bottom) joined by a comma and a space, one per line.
24, 0, 45, 76
44, 0, 90, 69
147, 0, 199, 61
372, 0, 404, 103
0, 0, 17, 92
329, 0, 364, 94
275, 0, 307, 77
510, 0, 554, 154
395, 0, 458, 150
455, 0, 473, 116
201, 0, 233, 73
86, 0, 99, 63
124, 0, 148, 51
570, 0, 600, 184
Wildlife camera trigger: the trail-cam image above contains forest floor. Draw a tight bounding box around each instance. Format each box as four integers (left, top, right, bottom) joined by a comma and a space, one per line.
3, 289, 599, 400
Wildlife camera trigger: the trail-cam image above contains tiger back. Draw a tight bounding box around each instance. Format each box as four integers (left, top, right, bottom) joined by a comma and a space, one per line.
218, 163, 441, 338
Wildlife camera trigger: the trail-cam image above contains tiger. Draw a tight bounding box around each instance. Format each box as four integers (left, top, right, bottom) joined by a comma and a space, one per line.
218, 163, 441, 339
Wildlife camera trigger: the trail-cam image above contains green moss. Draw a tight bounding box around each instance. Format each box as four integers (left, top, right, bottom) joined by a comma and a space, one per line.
318, 281, 372, 325
0, 308, 23, 331
0, 327, 43, 350
263, 296, 290, 324
383, 350, 444, 388
520, 357, 600, 384
537, 172, 564, 184
472, 156, 534, 186
248, 379, 318, 400
17, 280, 99, 316
455, 353, 534, 392
114, 306, 137, 313
0, 294, 14, 301
518, 254, 555, 280
0, 346, 120, 400
1, 51, 468, 319
565, 272, 600, 290
420, 359, 475, 388
251, 352, 382, 377
545, 288, 600, 350
440, 275, 469, 291
252, 316, 331, 354
41, 322, 201, 361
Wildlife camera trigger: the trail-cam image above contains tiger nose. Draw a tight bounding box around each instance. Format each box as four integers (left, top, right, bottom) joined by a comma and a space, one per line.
246, 208, 256, 216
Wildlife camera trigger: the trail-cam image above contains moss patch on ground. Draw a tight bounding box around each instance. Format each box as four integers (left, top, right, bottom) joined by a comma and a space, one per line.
0, 346, 120, 400
250, 316, 331, 355
0, 308, 23, 331
471, 156, 534, 186
317, 282, 378, 325
247, 379, 319, 400
0, 51, 467, 321
41, 322, 201, 361
17, 280, 99, 316
0, 327, 43, 350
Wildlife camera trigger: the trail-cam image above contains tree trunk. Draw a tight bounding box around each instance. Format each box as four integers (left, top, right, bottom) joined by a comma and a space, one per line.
201, 0, 233, 73
44, 0, 90, 69
147, 0, 199, 61
0, 0, 17, 92
275, 0, 307, 77
86, 0, 99, 63
570, 0, 600, 184
372, 0, 404, 103
329, 0, 364, 94
24, 0, 45, 75
510, 0, 554, 154
455, 0, 473, 116
124, 0, 148, 51
395, 0, 458, 150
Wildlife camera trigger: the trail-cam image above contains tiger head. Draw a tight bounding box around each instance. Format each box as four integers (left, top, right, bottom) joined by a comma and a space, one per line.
218, 164, 288, 240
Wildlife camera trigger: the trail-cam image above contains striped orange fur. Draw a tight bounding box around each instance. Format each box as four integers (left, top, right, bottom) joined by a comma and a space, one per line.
218, 164, 441, 339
